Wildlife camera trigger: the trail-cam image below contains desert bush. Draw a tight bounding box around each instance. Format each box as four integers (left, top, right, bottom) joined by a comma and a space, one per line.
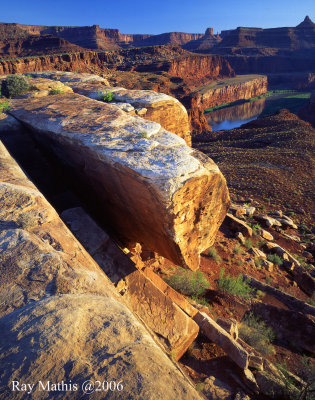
251, 223, 261, 235
233, 244, 242, 254
140, 131, 149, 138
239, 312, 275, 355
254, 257, 264, 268
1, 75, 30, 98
208, 247, 222, 263
265, 275, 273, 285
267, 253, 283, 266
244, 238, 253, 249
0, 98, 11, 113
49, 88, 64, 95
98, 90, 115, 103
217, 268, 255, 298
165, 267, 210, 297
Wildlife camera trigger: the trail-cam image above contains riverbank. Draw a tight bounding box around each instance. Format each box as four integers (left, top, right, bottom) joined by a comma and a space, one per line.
204, 90, 311, 114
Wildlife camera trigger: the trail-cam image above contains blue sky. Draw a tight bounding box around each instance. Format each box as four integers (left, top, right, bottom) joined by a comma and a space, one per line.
1, 0, 314, 34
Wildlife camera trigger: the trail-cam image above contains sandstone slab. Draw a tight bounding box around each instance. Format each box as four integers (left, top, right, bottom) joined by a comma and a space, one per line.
193, 311, 249, 369
0, 140, 200, 399
224, 213, 252, 237
71, 82, 191, 145
10, 93, 229, 271
0, 294, 200, 400
61, 207, 199, 360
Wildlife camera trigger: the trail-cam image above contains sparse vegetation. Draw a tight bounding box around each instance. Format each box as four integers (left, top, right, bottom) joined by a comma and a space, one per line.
265, 275, 273, 285
251, 223, 261, 235
208, 247, 222, 263
203, 89, 310, 114
217, 268, 255, 298
165, 267, 210, 297
306, 297, 315, 307
233, 244, 242, 254
1, 75, 30, 98
244, 238, 253, 249
0, 98, 11, 113
98, 89, 115, 103
195, 382, 204, 392
169, 350, 176, 362
49, 88, 64, 95
239, 312, 275, 355
276, 358, 315, 400
267, 253, 283, 266
254, 257, 264, 269
140, 131, 149, 138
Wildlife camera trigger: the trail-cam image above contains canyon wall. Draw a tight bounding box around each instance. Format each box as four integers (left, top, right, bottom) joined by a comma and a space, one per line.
0, 49, 235, 88
166, 54, 234, 85
11, 23, 205, 50
182, 75, 268, 133
0, 52, 105, 74
223, 53, 315, 74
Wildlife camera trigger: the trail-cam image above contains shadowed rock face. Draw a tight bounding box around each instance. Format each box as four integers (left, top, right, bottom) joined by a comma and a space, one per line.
9, 91, 229, 270
0, 140, 200, 399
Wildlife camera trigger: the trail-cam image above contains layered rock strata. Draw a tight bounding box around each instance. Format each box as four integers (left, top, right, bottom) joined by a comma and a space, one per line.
0, 140, 200, 399
9, 91, 229, 271
183, 74, 268, 133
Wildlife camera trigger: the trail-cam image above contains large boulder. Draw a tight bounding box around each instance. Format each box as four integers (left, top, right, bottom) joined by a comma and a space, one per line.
10, 93, 229, 271
26, 72, 191, 145
0, 140, 200, 399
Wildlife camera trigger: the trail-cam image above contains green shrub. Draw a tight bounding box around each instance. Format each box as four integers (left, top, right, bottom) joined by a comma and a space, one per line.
251, 223, 261, 235
140, 131, 149, 138
195, 382, 204, 392
244, 238, 253, 249
0, 98, 11, 113
208, 247, 222, 263
265, 275, 273, 285
1, 75, 30, 98
267, 253, 283, 266
306, 297, 315, 307
254, 257, 264, 269
233, 244, 242, 255
98, 90, 115, 103
239, 312, 275, 355
49, 88, 64, 95
165, 267, 210, 297
217, 268, 255, 298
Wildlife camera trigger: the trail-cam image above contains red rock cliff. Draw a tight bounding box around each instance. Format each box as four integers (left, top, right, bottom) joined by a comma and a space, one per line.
182, 74, 268, 133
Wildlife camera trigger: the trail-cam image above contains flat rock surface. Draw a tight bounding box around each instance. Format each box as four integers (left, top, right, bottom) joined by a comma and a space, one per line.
0, 294, 200, 400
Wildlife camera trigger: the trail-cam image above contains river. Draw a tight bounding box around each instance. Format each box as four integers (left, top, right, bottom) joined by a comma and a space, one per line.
205, 91, 310, 131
